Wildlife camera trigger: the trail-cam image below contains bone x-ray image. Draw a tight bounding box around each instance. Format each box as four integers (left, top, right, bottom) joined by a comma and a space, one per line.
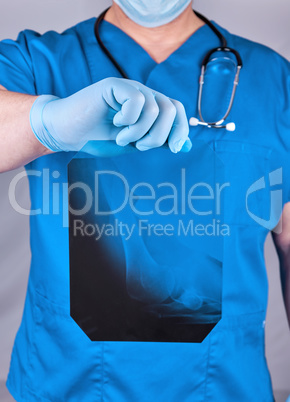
69, 140, 224, 342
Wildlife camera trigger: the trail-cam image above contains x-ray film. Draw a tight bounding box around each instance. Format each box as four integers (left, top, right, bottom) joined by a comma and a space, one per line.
68, 140, 225, 342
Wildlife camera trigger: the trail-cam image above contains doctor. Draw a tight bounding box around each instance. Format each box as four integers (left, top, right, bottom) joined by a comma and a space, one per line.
0, 1, 289, 401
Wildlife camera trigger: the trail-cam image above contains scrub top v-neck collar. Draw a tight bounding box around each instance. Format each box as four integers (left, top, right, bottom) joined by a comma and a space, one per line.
85, 17, 221, 86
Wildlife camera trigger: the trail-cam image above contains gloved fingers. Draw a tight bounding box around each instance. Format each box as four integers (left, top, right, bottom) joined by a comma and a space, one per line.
102, 78, 146, 126
167, 99, 191, 153
113, 95, 145, 127
179, 138, 193, 152
115, 88, 160, 146
135, 93, 177, 151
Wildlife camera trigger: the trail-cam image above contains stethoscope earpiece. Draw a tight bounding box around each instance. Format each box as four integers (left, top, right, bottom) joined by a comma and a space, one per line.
225, 122, 236, 132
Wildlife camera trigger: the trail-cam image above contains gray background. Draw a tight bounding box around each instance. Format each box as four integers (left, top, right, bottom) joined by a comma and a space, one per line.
0, 0, 289, 400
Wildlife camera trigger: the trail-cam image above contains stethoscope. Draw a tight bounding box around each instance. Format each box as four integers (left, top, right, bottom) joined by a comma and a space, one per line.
94, 8, 243, 132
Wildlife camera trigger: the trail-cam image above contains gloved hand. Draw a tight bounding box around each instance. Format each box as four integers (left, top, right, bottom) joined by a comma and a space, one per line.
30, 77, 192, 153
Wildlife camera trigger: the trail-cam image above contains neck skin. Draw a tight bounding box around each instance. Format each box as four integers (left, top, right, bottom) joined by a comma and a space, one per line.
104, 3, 205, 63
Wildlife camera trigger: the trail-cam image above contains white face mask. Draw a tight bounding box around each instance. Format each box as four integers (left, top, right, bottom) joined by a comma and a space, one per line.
113, 0, 192, 28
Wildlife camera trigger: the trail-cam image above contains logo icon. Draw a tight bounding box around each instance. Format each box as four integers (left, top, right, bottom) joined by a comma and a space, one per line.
246, 168, 283, 233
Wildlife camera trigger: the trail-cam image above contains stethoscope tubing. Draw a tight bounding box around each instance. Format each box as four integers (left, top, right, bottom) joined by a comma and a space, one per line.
94, 8, 243, 131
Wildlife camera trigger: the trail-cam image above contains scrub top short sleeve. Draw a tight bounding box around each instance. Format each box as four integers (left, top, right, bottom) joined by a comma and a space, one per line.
0, 30, 37, 94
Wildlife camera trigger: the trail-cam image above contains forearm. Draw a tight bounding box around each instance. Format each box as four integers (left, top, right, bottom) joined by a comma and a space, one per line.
277, 247, 290, 326
272, 203, 290, 327
0, 77, 192, 171
0, 87, 53, 172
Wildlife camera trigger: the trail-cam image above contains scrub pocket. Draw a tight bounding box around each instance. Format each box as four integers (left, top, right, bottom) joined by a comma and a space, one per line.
205, 313, 274, 401
213, 140, 275, 229
27, 290, 103, 402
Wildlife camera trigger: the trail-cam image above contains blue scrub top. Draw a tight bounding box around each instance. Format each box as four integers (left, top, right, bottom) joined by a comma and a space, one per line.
0, 16, 289, 401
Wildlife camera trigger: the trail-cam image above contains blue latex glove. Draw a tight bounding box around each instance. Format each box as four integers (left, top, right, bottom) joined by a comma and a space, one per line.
30, 77, 192, 153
